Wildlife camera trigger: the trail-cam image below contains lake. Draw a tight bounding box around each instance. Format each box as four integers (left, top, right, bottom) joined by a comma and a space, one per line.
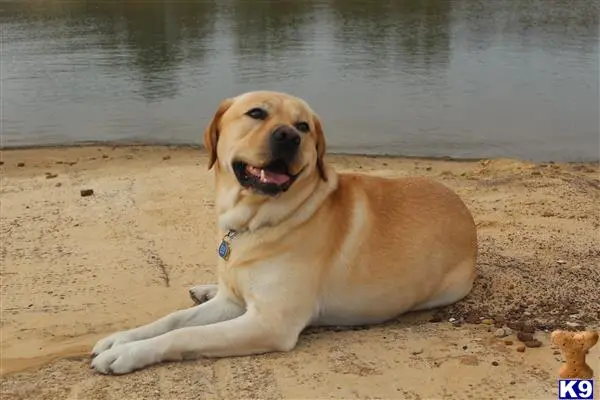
2, 0, 598, 161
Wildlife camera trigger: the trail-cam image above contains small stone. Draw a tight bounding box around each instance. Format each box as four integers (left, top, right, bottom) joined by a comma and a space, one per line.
162, 155, 171, 160
556, 259, 566, 265
448, 317, 457, 323
426, 167, 432, 171
553, 350, 560, 355
0, 161, 4, 165
504, 340, 514, 346
565, 321, 583, 328
494, 328, 509, 338
491, 361, 499, 366
462, 345, 468, 350
102, 154, 109, 159
55, 182, 62, 187
517, 332, 534, 342
521, 323, 535, 333
507, 321, 523, 331
531, 171, 541, 176
510, 381, 516, 385
460, 355, 479, 366
481, 319, 494, 325
465, 314, 481, 324
516, 345, 526, 353
411, 348, 423, 355
524, 339, 542, 348
17, 162, 25, 167
45, 173, 58, 179
80, 189, 94, 197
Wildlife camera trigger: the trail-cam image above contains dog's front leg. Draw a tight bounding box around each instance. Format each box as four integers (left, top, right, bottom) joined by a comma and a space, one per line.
91, 292, 244, 356
91, 307, 307, 375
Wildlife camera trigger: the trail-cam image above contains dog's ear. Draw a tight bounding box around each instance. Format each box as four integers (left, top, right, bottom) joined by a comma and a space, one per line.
204, 98, 234, 170
313, 114, 328, 182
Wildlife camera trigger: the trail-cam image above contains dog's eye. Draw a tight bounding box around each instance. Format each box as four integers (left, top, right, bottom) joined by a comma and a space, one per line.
294, 122, 310, 133
245, 108, 268, 120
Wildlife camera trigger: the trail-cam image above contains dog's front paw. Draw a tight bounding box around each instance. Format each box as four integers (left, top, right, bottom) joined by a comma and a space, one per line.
91, 331, 136, 357
189, 284, 218, 305
90, 341, 160, 375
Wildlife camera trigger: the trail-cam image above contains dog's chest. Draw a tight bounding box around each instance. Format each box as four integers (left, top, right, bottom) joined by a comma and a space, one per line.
217, 259, 247, 304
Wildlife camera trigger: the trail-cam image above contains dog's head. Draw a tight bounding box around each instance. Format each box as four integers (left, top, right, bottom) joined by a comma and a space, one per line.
203, 91, 327, 197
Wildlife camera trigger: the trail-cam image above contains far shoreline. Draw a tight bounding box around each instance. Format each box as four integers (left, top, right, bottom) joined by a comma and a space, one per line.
1, 141, 598, 165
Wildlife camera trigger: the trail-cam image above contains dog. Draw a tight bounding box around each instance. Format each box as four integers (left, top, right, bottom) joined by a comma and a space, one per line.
90, 90, 478, 374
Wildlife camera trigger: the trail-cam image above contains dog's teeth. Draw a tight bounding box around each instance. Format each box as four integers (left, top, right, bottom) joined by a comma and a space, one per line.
260, 169, 266, 183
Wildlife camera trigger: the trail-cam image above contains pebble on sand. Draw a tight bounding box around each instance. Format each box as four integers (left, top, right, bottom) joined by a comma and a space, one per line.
565, 321, 584, 329
494, 328, 512, 338
45, 173, 58, 179
516, 345, 526, 353
517, 332, 534, 342
17, 162, 25, 167
524, 339, 542, 348
80, 189, 94, 197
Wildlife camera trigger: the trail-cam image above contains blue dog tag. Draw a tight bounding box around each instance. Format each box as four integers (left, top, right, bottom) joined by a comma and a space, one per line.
218, 231, 237, 261
218, 240, 230, 260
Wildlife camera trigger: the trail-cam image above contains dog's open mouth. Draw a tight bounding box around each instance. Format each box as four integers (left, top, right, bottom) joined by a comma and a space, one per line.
232, 159, 300, 196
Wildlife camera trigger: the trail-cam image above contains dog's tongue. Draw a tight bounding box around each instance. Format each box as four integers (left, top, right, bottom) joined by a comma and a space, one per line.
261, 169, 290, 185
247, 165, 290, 185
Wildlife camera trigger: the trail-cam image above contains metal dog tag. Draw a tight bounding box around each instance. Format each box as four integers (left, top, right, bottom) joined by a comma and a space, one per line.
218, 230, 237, 261
218, 238, 231, 261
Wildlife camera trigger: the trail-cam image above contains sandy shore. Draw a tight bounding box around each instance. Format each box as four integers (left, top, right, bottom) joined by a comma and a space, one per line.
1, 146, 598, 400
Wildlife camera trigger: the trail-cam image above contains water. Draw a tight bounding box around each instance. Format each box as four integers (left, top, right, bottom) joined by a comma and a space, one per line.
2, 0, 598, 161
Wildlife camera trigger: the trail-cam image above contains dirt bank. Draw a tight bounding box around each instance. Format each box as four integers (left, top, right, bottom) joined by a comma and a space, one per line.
1, 146, 598, 399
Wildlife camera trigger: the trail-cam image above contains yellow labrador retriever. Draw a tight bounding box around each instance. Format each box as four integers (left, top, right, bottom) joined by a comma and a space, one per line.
91, 90, 478, 374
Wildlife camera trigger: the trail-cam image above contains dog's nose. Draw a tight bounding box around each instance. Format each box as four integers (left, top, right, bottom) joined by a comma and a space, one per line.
270, 126, 301, 162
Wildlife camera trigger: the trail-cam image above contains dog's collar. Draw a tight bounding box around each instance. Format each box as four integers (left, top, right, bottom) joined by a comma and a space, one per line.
217, 229, 240, 261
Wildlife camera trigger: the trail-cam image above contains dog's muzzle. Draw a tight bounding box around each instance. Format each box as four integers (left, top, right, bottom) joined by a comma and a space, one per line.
270, 125, 300, 165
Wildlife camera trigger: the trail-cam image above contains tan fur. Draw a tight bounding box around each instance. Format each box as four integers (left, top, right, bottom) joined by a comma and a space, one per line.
90, 91, 478, 375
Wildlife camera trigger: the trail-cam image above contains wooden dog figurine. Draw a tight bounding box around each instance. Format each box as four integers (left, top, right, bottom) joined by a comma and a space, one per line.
551, 329, 599, 379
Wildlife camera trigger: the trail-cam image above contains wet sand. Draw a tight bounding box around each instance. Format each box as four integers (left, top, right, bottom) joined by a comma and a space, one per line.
1, 146, 598, 399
